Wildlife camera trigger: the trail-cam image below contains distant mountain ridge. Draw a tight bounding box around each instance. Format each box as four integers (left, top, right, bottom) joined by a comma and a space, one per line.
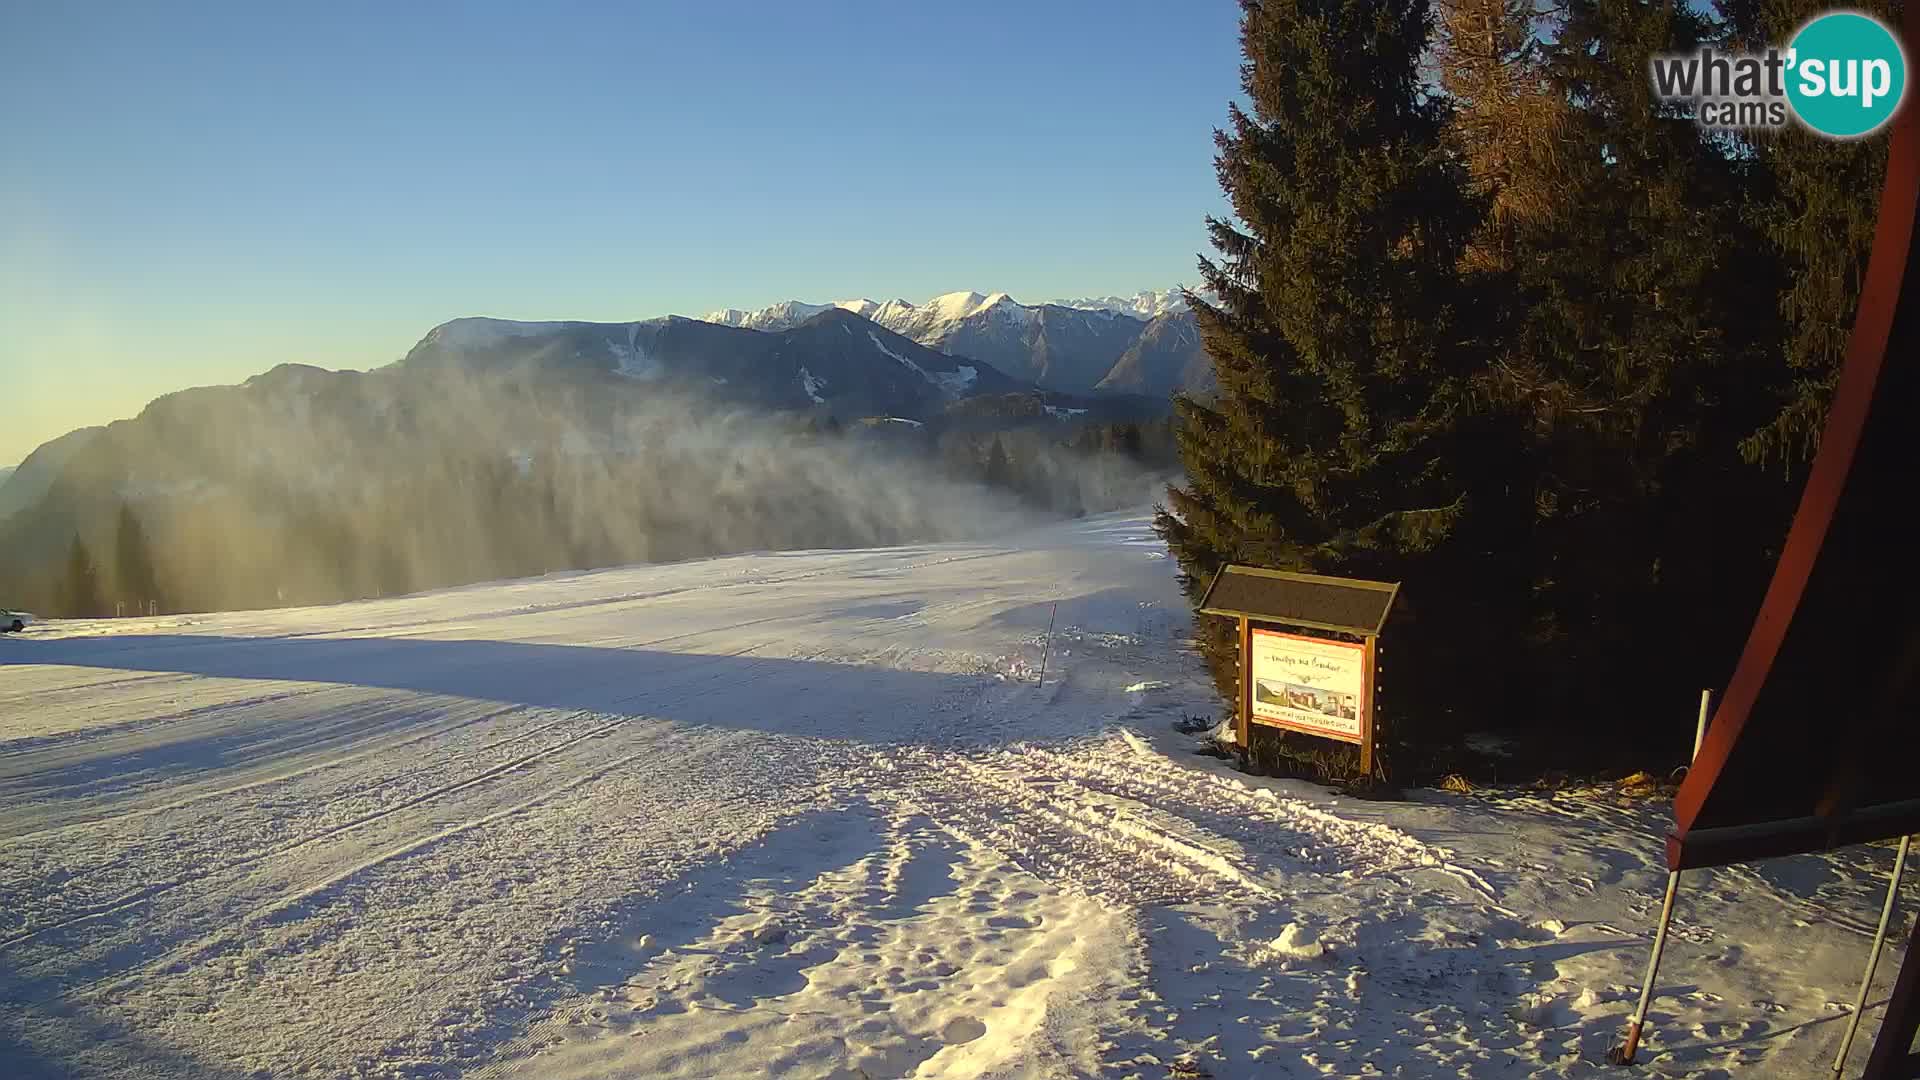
0, 426, 103, 522
1097, 311, 1215, 398
1045, 289, 1189, 320
702, 287, 1204, 396
399, 308, 1025, 419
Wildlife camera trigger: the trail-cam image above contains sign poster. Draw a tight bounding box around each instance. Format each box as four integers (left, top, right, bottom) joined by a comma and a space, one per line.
1248, 628, 1367, 743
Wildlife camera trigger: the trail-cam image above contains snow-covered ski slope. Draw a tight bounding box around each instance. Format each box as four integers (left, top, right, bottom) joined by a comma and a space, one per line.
1, 512, 1911, 1078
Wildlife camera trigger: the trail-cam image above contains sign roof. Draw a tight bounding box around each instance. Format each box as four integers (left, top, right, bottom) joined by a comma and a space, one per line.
1196, 565, 1398, 637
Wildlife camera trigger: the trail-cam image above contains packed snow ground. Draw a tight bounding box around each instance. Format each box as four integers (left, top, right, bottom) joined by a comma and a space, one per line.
1, 512, 1911, 1078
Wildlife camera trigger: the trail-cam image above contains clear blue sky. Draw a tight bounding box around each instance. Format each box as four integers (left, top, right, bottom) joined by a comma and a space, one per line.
0, 1, 1242, 463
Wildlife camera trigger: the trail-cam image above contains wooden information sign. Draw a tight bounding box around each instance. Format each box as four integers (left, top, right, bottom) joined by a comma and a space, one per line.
1197, 565, 1397, 776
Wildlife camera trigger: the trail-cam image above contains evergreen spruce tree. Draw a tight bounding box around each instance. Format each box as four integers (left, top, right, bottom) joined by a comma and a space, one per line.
1454, 0, 1790, 731
1739, 0, 1897, 470
64, 534, 103, 618
1436, 0, 1570, 274
114, 503, 161, 615
1156, 0, 1480, 773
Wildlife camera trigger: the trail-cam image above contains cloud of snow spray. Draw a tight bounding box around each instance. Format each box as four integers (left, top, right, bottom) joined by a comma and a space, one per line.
41, 366, 1161, 612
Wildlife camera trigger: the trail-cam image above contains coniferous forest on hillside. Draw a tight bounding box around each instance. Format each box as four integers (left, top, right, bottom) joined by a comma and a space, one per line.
1157, 0, 1895, 778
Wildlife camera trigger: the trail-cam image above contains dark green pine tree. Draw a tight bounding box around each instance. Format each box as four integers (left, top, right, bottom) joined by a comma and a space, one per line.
114, 503, 162, 615
1737, 0, 1896, 471
1156, 0, 1479, 753
64, 533, 104, 618
1490, 0, 1789, 723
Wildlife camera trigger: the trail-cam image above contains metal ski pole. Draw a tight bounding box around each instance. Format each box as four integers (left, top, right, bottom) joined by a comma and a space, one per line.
1612, 690, 1713, 1067
1036, 600, 1058, 688
1613, 871, 1683, 1065
1832, 833, 1913, 1078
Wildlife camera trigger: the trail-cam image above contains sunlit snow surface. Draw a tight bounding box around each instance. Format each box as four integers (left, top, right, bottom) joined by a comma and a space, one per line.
1, 512, 1911, 1078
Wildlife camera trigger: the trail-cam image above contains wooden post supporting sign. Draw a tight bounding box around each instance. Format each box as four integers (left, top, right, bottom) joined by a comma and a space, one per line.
1238, 615, 1252, 750
1360, 635, 1377, 778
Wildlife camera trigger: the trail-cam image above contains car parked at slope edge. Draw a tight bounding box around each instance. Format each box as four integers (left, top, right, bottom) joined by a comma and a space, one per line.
1, 610, 35, 633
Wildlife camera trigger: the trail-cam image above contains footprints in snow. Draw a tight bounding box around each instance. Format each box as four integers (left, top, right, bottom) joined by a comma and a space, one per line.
490, 806, 1114, 1078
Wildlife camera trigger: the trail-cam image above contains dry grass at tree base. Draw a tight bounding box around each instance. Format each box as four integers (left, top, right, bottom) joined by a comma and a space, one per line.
1189, 718, 1687, 802
1439, 770, 1676, 800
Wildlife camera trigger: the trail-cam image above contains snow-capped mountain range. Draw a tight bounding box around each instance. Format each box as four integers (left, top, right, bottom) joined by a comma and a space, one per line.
1045, 288, 1189, 320
703, 288, 1202, 396
704, 288, 1187, 336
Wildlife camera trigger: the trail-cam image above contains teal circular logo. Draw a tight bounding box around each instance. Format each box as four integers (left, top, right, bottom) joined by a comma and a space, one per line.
1787, 12, 1907, 138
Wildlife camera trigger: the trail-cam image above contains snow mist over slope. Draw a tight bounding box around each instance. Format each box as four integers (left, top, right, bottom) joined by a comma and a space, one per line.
0, 365, 1056, 614
2, 514, 1909, 1078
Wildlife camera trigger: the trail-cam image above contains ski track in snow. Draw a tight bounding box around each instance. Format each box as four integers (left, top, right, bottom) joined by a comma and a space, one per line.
0, 512, 1912, 1079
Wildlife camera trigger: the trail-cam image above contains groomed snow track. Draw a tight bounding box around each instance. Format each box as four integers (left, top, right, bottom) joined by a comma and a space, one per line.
2, 514, 1910, 1078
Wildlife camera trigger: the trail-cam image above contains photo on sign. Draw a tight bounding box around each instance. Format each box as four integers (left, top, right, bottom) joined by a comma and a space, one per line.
1248, 628, 1366, 742
1254, 678, 1357, 720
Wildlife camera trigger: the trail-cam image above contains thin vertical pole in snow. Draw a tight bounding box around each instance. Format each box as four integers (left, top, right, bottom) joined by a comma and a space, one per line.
1693, 689, 1712, 760
1832, 832, 1912, 1079
1036, 601, 1058, 689
1613, 870, 1683, 1065
1612, 691, 1712, 1067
